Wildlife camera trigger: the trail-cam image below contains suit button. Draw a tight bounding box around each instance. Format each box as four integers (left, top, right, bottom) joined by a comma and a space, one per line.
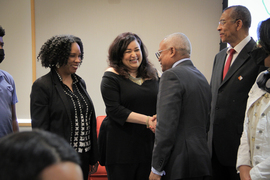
256, 146, 260, 149
259, 130, 263, 133
159, 160, 163, 167
262, 113, 265, 117
215, 107, 219, 110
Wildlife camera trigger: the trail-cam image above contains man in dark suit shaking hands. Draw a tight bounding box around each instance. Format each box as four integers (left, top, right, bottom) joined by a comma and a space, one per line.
208, 5, 264, 180
149, 33, 211, 180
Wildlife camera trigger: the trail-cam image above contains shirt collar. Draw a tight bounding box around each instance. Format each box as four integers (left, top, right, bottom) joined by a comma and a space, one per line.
55, 70, 78, 84
0, 70, 4, 77
227, 35, 251, 54
172, 58, 191, 68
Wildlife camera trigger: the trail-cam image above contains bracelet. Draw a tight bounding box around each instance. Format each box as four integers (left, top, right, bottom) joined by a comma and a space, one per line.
146, 116, 150, 128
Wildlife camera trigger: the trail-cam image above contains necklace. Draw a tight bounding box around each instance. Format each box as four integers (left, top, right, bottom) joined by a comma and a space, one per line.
128, 74, 144, 85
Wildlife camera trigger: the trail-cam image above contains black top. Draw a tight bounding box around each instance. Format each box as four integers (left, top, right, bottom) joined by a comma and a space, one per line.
100, 71, 159, 165
31, 69, 98, 165
56, 72, 92, 153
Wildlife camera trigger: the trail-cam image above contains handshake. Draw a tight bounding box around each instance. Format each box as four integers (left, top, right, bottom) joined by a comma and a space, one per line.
146, 115, 157, 133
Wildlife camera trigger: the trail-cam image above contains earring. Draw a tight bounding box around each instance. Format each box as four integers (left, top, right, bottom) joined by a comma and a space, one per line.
56, 63, 60, 68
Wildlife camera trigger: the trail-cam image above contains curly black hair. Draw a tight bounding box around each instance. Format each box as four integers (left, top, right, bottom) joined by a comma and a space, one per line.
38, 35, 84, 68
0, 26, 5, 37
108, 32, 157, 80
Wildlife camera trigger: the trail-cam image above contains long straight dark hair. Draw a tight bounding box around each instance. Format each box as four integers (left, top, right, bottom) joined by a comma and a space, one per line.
108, 32, 157, 80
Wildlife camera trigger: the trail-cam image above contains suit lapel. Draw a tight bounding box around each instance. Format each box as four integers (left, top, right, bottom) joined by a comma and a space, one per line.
217, 50, 227, 86
51, 70, 72, 122
221, 39, 255, 86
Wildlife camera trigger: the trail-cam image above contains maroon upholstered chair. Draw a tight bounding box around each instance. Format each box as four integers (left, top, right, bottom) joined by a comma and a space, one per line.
88, 115, 108, 180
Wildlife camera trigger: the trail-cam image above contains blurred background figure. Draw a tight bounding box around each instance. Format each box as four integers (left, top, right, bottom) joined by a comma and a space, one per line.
99, 32, 159, 180
237, 17, 270, 180
0, 25, 19, 138
30, 35, 98, 180
0, 129, 83, 180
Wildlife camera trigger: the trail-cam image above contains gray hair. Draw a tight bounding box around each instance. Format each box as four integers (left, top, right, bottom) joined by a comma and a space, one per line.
164, 32, 192, 56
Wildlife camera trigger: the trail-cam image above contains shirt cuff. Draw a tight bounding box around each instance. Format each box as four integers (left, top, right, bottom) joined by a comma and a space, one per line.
151, 167, 166, 176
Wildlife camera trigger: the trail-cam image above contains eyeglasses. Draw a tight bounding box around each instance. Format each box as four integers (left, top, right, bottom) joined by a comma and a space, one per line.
219, 19, 239, 26
155, 48, 170, 59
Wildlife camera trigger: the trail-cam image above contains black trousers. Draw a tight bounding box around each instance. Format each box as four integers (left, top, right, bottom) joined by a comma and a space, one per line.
106, 162, 151, 180
78, 150, 91, 180
211, 147, 240, 180
162, 175, 211, 180
177, 176, 211, 180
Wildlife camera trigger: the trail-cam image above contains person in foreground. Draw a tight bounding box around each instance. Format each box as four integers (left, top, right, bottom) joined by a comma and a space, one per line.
0, 25, 19, 138
100, 32, 159, 180
208, 5, 265, 180
30, 35, 98, 180
236, 18, 270, 180
0, 130, 83, 180
149, 32, 211, 180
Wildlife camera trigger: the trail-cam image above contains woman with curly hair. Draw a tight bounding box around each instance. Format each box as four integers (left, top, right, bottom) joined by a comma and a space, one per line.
99, 32, 159, 180
30, 35, 98, 180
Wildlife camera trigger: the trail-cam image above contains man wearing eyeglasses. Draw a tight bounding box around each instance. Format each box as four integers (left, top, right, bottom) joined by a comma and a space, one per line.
149, 32, 211, 180
208, 5, 265, 180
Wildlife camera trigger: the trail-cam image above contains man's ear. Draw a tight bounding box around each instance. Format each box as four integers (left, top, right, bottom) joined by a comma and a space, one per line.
236, 19, 243, 31
169, 47, 176, 58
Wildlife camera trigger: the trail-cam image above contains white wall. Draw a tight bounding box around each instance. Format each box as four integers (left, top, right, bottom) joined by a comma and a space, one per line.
0, 0, 32, 120
0, 0, 222, 121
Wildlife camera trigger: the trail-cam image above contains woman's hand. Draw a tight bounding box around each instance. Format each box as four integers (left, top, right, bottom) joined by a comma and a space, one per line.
239, 165, 252, 180
148, 115, 157, 133
89, 162, 99, 175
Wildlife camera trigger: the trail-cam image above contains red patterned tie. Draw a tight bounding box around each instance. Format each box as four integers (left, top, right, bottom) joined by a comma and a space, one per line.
223, 49, 236, 80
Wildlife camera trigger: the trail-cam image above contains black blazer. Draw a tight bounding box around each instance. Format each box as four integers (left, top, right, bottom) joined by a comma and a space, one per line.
30, 69, 98, 165
208, 38, 264, 167
152, 60, 211, 179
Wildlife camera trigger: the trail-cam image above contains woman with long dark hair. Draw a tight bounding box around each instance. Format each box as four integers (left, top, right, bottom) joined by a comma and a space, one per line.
99, 32, 159, 180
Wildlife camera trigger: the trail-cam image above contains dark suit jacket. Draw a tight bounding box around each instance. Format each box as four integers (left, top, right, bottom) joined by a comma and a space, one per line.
30, 69, 98, 165
152, 60, 211, 179
208, 38, 264, 167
